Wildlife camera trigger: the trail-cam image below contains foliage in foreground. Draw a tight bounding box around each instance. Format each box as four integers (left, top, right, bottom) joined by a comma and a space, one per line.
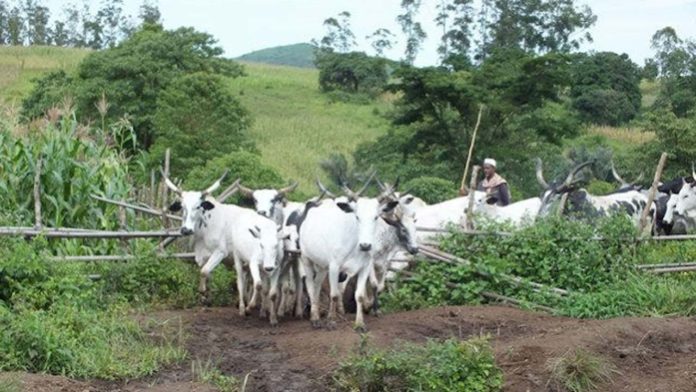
547, 349, 617, 392
383, 216, 696, 319
333, 337, 502, 392
0, 238, 235, 379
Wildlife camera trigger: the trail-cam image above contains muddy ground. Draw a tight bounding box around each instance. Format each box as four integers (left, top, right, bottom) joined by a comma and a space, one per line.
7, 305, 696, 391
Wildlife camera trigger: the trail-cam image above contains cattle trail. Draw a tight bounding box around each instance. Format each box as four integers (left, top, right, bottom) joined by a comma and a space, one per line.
11, 305, 696, 392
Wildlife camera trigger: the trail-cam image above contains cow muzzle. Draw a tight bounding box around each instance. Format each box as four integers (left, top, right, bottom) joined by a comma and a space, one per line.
359, 243, 372, 251
264, 266, 275, 273
180, 227, 194, 236
407, 245, 419, 255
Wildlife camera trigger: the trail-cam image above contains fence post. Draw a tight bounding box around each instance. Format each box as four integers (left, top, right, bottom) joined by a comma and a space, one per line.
460, 105, 484, 193
639, 152, 668, 236
33, 157, 42, 230
465, 165, 480, 230
161, 148, 171, 230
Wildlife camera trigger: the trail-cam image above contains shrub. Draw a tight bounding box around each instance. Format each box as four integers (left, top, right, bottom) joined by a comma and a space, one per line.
315, 51, 389, 95
402, 176, 458, 204
547, 349, 616, 392
572, 89, 637, 126
150, 72, 254, 178
333, 337, 503, 392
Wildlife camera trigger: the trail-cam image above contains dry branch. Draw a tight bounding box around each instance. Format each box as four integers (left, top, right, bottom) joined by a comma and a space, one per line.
161, 148, 171, 229
50, 252, 195, 262
91, 194, 182, 221
636, 262, 696, 270
639, 152, 667, 235
465, 165, 480, 230
33, 157, 42, 229
0, 227, 182, 239
460, 104, 485, 191
647, 266, 696, 274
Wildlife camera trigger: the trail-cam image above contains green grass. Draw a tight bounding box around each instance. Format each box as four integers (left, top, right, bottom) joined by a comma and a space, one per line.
547, 349, 617, 392
231, 61, 392, 193
640, 79, 660, 108
0, 46, 89, 105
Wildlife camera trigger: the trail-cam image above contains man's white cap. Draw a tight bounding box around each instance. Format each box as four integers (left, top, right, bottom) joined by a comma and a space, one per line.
483, 158, 497, 168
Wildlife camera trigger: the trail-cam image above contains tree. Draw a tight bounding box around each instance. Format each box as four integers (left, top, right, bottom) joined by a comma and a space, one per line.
648, 27, 696, 117
569, 52, 642, 125
397, 0, 426, 64
366, 28, 395, 57
21, 25, 245, 150
316, 11, 355, 53
642, 58, 659, 81
315, 51, 388, 94
650, 27, 688, 77
0, 0, 8, 44
22, 0, 51, 45
97, 0, 131, 48
150, 72, 253, 178
6, 5, 23, 45
138, 0, 161, 26
484, 0, 596, 56
61, 2, 83, 47
436, 0, 474, 63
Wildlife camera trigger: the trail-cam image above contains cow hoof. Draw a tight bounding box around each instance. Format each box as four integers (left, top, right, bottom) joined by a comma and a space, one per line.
244, 307, 254, 316
326, 320, 337, 330
353, 324, 368, 333
270, 320, 279, 328
372, 309, 382, 318
238, 309, 246, 317
199, 296, 211, 307
311, 319, 322, 329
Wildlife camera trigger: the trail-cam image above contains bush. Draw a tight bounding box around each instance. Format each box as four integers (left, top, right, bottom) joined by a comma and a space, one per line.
315, 51, 389, 95
402, 176, 458, 204
150, 72, 254, 178
547, 349, 616, 392
21, 24, 245, 150
573, 89, 638, 126
333, 337, 503, 392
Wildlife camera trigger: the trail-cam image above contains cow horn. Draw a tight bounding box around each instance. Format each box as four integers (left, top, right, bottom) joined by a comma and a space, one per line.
278, 181, 298, 196
203, 170, 229, 196
611, 161, 628, 186
218, 178, 241, 200
316, 179, 336, 199
692, 163, 696, 182
237, 183, 255, 198
341, 183, 359, 201
563, 161, 593, 187
357, 170, 376, 196
160, 168, 182, 195
632, 172, 644, 185
376, 178, 387, 191
535, 158, 549, 189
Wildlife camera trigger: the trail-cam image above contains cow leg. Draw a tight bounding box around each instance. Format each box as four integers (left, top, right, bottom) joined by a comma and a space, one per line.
268, 269, 283, 327
301, 257, 322, 328
259, 276, 269, 319
371, 265, 386, 316
233, 256, 248, 316
199, 250, 225, 306
293, 259, 305, 318
353, 262, 372, 333
246, 260, 263, 314
337, 279, 348, 315
326, 262, 341, 330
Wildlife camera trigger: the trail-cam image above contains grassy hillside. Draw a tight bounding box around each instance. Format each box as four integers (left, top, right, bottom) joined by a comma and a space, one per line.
0, 46, 390, 194
0, 46, 89, 104
237, 43, 315, 68
231, 62, 391, 193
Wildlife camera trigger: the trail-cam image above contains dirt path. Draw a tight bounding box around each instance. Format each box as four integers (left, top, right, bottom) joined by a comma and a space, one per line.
8, 305, 696, 391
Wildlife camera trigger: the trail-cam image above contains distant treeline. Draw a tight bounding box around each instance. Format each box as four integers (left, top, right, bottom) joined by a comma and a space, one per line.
0, 0, 160, 48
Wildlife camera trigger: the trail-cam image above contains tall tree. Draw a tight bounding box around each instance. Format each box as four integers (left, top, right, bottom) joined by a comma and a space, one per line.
0, 0, 8, 44
138, 0, 161, 26
397, 0, 426, 64
651, 27, 690, 77
51, 19, 68, 46
316, 11, 355, 53
6, 5, 23, 45
22, 0, 51, 45
436, 0, 474, 63
366, 28, 396, 57
485, 0, 595, 55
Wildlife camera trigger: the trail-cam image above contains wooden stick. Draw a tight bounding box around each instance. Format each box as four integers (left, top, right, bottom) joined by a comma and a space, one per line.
647, 266, 696, 274
465, 165, 480, 230
91, 195, 182, 221
637, 262, 696, 269
49, 252, 195, 262
0, 227, 182, 238
460, 104, 484, 191
149, 169, 156, 207
158, 236, 179, 249
161, 148, 171, 229
33, 157, 42, 229
639, 152, 668, 235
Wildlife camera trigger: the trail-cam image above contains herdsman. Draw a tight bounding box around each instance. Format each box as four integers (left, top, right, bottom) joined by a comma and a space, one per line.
478, 158, 511, 206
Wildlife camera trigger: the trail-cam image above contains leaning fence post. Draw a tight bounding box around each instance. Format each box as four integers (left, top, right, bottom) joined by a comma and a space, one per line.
465, 165, 480, 230
639, 152, 668, 236
33, 157, 43, 230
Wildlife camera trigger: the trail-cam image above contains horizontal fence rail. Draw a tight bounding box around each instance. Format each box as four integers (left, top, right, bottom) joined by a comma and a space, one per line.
0, 227, 183, 239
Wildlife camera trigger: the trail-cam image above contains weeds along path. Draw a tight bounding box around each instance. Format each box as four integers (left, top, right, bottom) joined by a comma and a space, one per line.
9, 305, 696, 391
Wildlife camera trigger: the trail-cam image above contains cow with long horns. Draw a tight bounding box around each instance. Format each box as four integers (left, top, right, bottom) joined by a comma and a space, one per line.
164, 172, 291, 326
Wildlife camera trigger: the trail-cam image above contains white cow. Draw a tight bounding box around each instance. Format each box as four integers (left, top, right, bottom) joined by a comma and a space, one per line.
164, 173, 289, 326
237, 182, 301, 226
299, 177, 394, 331
664, 176, 696, 233
467, 191, 542, 227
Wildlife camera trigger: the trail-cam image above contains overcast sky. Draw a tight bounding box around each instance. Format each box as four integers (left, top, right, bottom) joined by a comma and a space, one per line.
46, 0, 696, 66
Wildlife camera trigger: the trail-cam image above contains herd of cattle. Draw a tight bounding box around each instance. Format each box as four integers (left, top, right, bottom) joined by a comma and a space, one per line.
161, 158, 696, 330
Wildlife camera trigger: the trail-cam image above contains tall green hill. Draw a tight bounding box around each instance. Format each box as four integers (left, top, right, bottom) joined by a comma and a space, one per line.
237, 43, 315, 68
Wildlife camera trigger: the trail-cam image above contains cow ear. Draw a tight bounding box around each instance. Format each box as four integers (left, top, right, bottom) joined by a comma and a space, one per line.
486, 197, 498, 205
201, 201, 215, 210
381, 215, 398, 227
403, 196, 414, 205
336, 202, 354, 213
249, 226, 260, 238
382, 200, 399, 213
169, 201, 182, 212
